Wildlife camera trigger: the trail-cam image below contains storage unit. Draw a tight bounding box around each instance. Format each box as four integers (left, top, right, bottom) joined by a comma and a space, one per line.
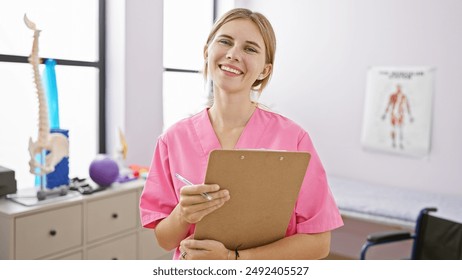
0, 180, 173, 260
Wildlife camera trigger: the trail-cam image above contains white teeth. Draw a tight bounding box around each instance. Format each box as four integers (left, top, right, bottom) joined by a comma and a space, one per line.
221, 65, 242, 74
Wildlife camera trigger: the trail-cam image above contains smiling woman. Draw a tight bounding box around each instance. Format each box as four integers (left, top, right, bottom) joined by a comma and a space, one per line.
203, 9, 276, 98
205, 19, 272, 99
140, 8, 344, 260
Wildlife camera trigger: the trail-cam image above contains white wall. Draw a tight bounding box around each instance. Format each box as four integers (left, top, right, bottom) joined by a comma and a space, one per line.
236, 0, 462, 196
112, 0, 462, 196
107, 0, 163, 167
106, 0, 125, 159
125, 0, 163, 166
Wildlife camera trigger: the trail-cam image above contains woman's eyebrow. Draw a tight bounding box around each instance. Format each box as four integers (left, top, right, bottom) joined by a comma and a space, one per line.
217, 34, 233, 40
246, 40, 261, 50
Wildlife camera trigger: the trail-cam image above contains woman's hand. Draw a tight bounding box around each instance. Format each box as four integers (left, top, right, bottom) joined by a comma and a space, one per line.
179, 184, 230, 224
179, 238, 231, 260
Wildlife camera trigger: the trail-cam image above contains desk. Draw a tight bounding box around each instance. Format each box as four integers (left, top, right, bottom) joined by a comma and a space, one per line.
0, 180, 173, 260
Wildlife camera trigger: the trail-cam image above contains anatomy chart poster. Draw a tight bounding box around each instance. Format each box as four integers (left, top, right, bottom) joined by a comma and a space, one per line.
361, 67, 435, 157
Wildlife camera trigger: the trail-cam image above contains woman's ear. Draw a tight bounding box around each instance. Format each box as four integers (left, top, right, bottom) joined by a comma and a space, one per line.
258, 64, 272, 80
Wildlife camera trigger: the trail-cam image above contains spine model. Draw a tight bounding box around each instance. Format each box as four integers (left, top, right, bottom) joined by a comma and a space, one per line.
25, 14, 69, 175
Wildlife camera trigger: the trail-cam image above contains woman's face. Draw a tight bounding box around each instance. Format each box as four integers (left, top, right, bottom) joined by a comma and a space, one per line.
206, 19, 271, 96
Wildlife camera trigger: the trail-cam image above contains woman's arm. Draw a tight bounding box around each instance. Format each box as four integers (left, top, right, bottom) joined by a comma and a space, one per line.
154, 204, 192, 251
179, 232, 331, 260
154, 184, 230, 251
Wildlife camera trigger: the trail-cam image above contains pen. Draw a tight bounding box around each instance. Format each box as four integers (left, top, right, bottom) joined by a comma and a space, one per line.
174, 173, 213, 201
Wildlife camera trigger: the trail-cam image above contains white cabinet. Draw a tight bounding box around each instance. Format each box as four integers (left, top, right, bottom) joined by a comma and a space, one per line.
15, 204, 83, 259
87, 192, 137, 242
0, 180, 174, 260
87, 234, 137, 260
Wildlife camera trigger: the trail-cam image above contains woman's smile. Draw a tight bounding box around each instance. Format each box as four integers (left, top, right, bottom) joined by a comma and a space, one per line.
219, 64, 243, 76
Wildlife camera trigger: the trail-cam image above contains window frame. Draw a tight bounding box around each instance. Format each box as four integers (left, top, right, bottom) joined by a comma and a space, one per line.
163, 0, 217, 74
0, 0, 107, 153
162, 0, 218, 129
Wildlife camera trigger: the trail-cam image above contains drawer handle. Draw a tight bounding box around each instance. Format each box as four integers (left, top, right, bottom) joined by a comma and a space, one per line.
49, 229, 57, 236
112, 213, 118, 219
112, 257, 118, 260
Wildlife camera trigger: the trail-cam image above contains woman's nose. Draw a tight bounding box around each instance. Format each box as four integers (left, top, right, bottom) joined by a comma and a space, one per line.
226, 47, 240, 61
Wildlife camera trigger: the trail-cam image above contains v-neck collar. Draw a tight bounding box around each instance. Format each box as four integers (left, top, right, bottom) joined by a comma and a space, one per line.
191, 107, 271, 156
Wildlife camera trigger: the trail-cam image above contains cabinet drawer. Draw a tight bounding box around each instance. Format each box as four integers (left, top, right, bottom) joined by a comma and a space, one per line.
87, 234, 137, 260
15, 204, 82, 259
87, 192, 137, 242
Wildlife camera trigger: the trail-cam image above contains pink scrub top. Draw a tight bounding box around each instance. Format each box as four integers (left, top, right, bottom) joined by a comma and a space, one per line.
140, 107, 343, 259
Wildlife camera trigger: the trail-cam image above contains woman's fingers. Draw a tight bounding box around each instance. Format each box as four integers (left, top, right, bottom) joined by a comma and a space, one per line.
180, 191, 229, 208
180, 184, 220, 196
186, 199, 227, 221
180, 188, 230, 205
180, 239, 229, 260
178, 185, 230, 224
180, 195, 229, 223
179, 183, 229, 206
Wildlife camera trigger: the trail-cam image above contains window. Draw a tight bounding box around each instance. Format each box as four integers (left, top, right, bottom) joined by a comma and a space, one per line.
0, 0, 105, 189
162, 0, 214, 130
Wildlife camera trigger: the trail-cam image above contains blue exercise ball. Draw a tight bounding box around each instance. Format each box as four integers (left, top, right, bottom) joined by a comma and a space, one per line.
89, 156, 119, 187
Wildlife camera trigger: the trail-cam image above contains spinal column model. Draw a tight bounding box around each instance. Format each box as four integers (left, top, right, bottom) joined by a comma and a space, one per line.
24, 14, 69, 176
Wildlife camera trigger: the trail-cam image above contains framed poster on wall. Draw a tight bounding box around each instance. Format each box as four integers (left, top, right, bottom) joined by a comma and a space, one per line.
361, 67, 435, 157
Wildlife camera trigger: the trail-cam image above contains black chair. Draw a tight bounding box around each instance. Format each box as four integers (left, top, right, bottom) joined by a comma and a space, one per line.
360, 207, 462, 260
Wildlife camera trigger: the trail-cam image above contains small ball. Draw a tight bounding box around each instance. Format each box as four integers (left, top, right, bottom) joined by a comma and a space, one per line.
89, 156, 119, 187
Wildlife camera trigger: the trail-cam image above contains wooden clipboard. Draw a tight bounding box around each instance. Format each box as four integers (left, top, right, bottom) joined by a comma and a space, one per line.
194, 149, 311, 250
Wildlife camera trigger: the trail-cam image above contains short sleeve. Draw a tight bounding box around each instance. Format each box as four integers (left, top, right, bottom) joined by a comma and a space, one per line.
294, 132, 343, 233
139, 137, 178, 229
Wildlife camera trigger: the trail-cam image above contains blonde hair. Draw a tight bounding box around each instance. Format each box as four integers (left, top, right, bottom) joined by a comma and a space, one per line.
203, 8, 276, 95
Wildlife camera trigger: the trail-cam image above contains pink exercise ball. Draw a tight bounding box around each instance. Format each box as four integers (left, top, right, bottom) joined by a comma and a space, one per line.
89, 156, 119, 187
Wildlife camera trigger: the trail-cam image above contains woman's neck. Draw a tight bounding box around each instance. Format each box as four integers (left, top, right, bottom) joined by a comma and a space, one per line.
208, 93, 257, 130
